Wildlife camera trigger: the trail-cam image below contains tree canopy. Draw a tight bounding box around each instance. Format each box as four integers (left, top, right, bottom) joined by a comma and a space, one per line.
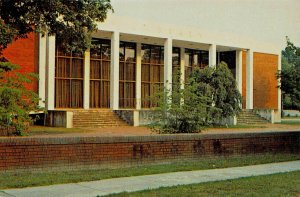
279, 37, 300, 110
151, 62, 241, 133
282, 37, 300, 70
0, 0, 113, 135
0, 0, 113, 56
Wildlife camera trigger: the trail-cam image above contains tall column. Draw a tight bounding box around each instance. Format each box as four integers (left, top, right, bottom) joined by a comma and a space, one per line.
136, 43, 142, 110
235, 50, 243, 94
38, 34, 46, 108
180, 47, 185, 90
110, 31, 120, 110
46, 35, 55, 110
277, 52, 282, 114
209, 44, 217, 67
164, 38, 172, 92
83, 50, 90, 109
246, 49, 253, 109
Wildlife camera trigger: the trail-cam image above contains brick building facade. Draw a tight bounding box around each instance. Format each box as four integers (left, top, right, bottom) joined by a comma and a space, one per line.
2, 2, 282, 127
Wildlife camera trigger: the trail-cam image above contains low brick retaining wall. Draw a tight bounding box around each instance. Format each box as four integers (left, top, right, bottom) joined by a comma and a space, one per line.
0, 131, 299, 171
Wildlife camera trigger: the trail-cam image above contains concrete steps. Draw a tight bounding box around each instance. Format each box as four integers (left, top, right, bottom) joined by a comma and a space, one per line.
237, 110, 269, 125
72, 109, 129, 128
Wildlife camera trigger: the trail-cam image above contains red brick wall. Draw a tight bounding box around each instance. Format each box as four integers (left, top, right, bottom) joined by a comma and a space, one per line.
242, 51, 278, 109
2, 33, 38, 92
253, 52, 278, 109
0, 132, 299, 171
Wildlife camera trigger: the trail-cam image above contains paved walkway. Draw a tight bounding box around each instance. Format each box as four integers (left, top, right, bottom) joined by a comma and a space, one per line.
1, 161, 300, 197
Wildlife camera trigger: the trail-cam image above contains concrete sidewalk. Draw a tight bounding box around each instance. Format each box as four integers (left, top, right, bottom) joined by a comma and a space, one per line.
1, 161, 300, 197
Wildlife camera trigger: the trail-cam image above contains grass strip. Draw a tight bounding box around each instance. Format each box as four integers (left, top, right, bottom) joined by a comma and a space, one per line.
106, 171, 300, 197
207, 124, 267, 129
278, 120, 300, 125
0, 153, 299, 189
28, 126, 86, 135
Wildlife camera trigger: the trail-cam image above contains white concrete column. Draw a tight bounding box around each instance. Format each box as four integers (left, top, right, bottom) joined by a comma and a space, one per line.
235, 50, 243, 94
277, 52, 282, 116
83, 50, 90, 109
246, 49, 253, 109
110, 31, 120, 110
209, 44, 217, 67
164, 38, 172, 92
180, 47, 185, 90
136, 43, 142, 110
66, 111, 73, 128
133, 111, 139, 127
38, 34, 47, 108
46, 35, 55, 110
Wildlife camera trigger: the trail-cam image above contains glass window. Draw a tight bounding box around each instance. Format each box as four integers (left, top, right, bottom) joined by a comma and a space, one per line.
119, 41, 137, 108
91, 38, 110, 59
119, 42, 125, 61
125, 43, 136, 62
172, 47, 180, 66
55, 47, 84, 108
141, 44, 164, 108
89, 38, 111, 108
141, 44, 151, 63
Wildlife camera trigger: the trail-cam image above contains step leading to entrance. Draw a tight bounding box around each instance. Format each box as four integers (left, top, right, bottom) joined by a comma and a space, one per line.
72, 109, 129, 128
237, 110, 269, 125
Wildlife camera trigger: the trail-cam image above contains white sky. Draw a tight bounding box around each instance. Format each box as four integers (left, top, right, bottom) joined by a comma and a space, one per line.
111, 0, 300, 49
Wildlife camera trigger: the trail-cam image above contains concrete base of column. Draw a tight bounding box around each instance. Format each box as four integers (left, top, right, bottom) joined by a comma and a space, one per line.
133, 111, 140, 127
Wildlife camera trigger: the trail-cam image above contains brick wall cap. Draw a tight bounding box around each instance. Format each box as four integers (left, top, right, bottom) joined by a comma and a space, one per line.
0, 131, 299, 145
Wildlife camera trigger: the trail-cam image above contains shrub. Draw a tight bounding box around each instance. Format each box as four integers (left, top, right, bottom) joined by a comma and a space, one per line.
150, 62, 241, 133
191, 62, 241, 122
0, 62, 41, 136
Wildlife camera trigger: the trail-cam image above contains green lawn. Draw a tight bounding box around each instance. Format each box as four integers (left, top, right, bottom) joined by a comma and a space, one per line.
282, 116, 300, 119
0, 153, 299, 189
28, 124, 267, 136
28, 126, 86, 135
209, 124, 267, 129
106, 171, 300, 197
277, 120, 300, 125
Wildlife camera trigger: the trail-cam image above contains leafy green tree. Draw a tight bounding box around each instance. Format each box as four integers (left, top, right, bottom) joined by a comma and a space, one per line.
0, 63, 40, 136
191, 62, 241, 122
0, 0, 113, 56
282, 37, 300, 70
279, 37, 300, 110
0, 0, 113, 135
151, 62, 241, 133
151, 71, 212, 133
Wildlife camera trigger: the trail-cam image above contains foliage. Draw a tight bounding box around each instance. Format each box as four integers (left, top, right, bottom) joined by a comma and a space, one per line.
0, 0, 112, 134
282, 37, 300, 69
151, 62, 241, 133
190, 62, 241, 122
1, 153, 298, 189
0, 63, 41, 135
108, 171, 300, 197
278, 37, 300, 110
150, 78, 210, 133
0, 0, 113, 55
